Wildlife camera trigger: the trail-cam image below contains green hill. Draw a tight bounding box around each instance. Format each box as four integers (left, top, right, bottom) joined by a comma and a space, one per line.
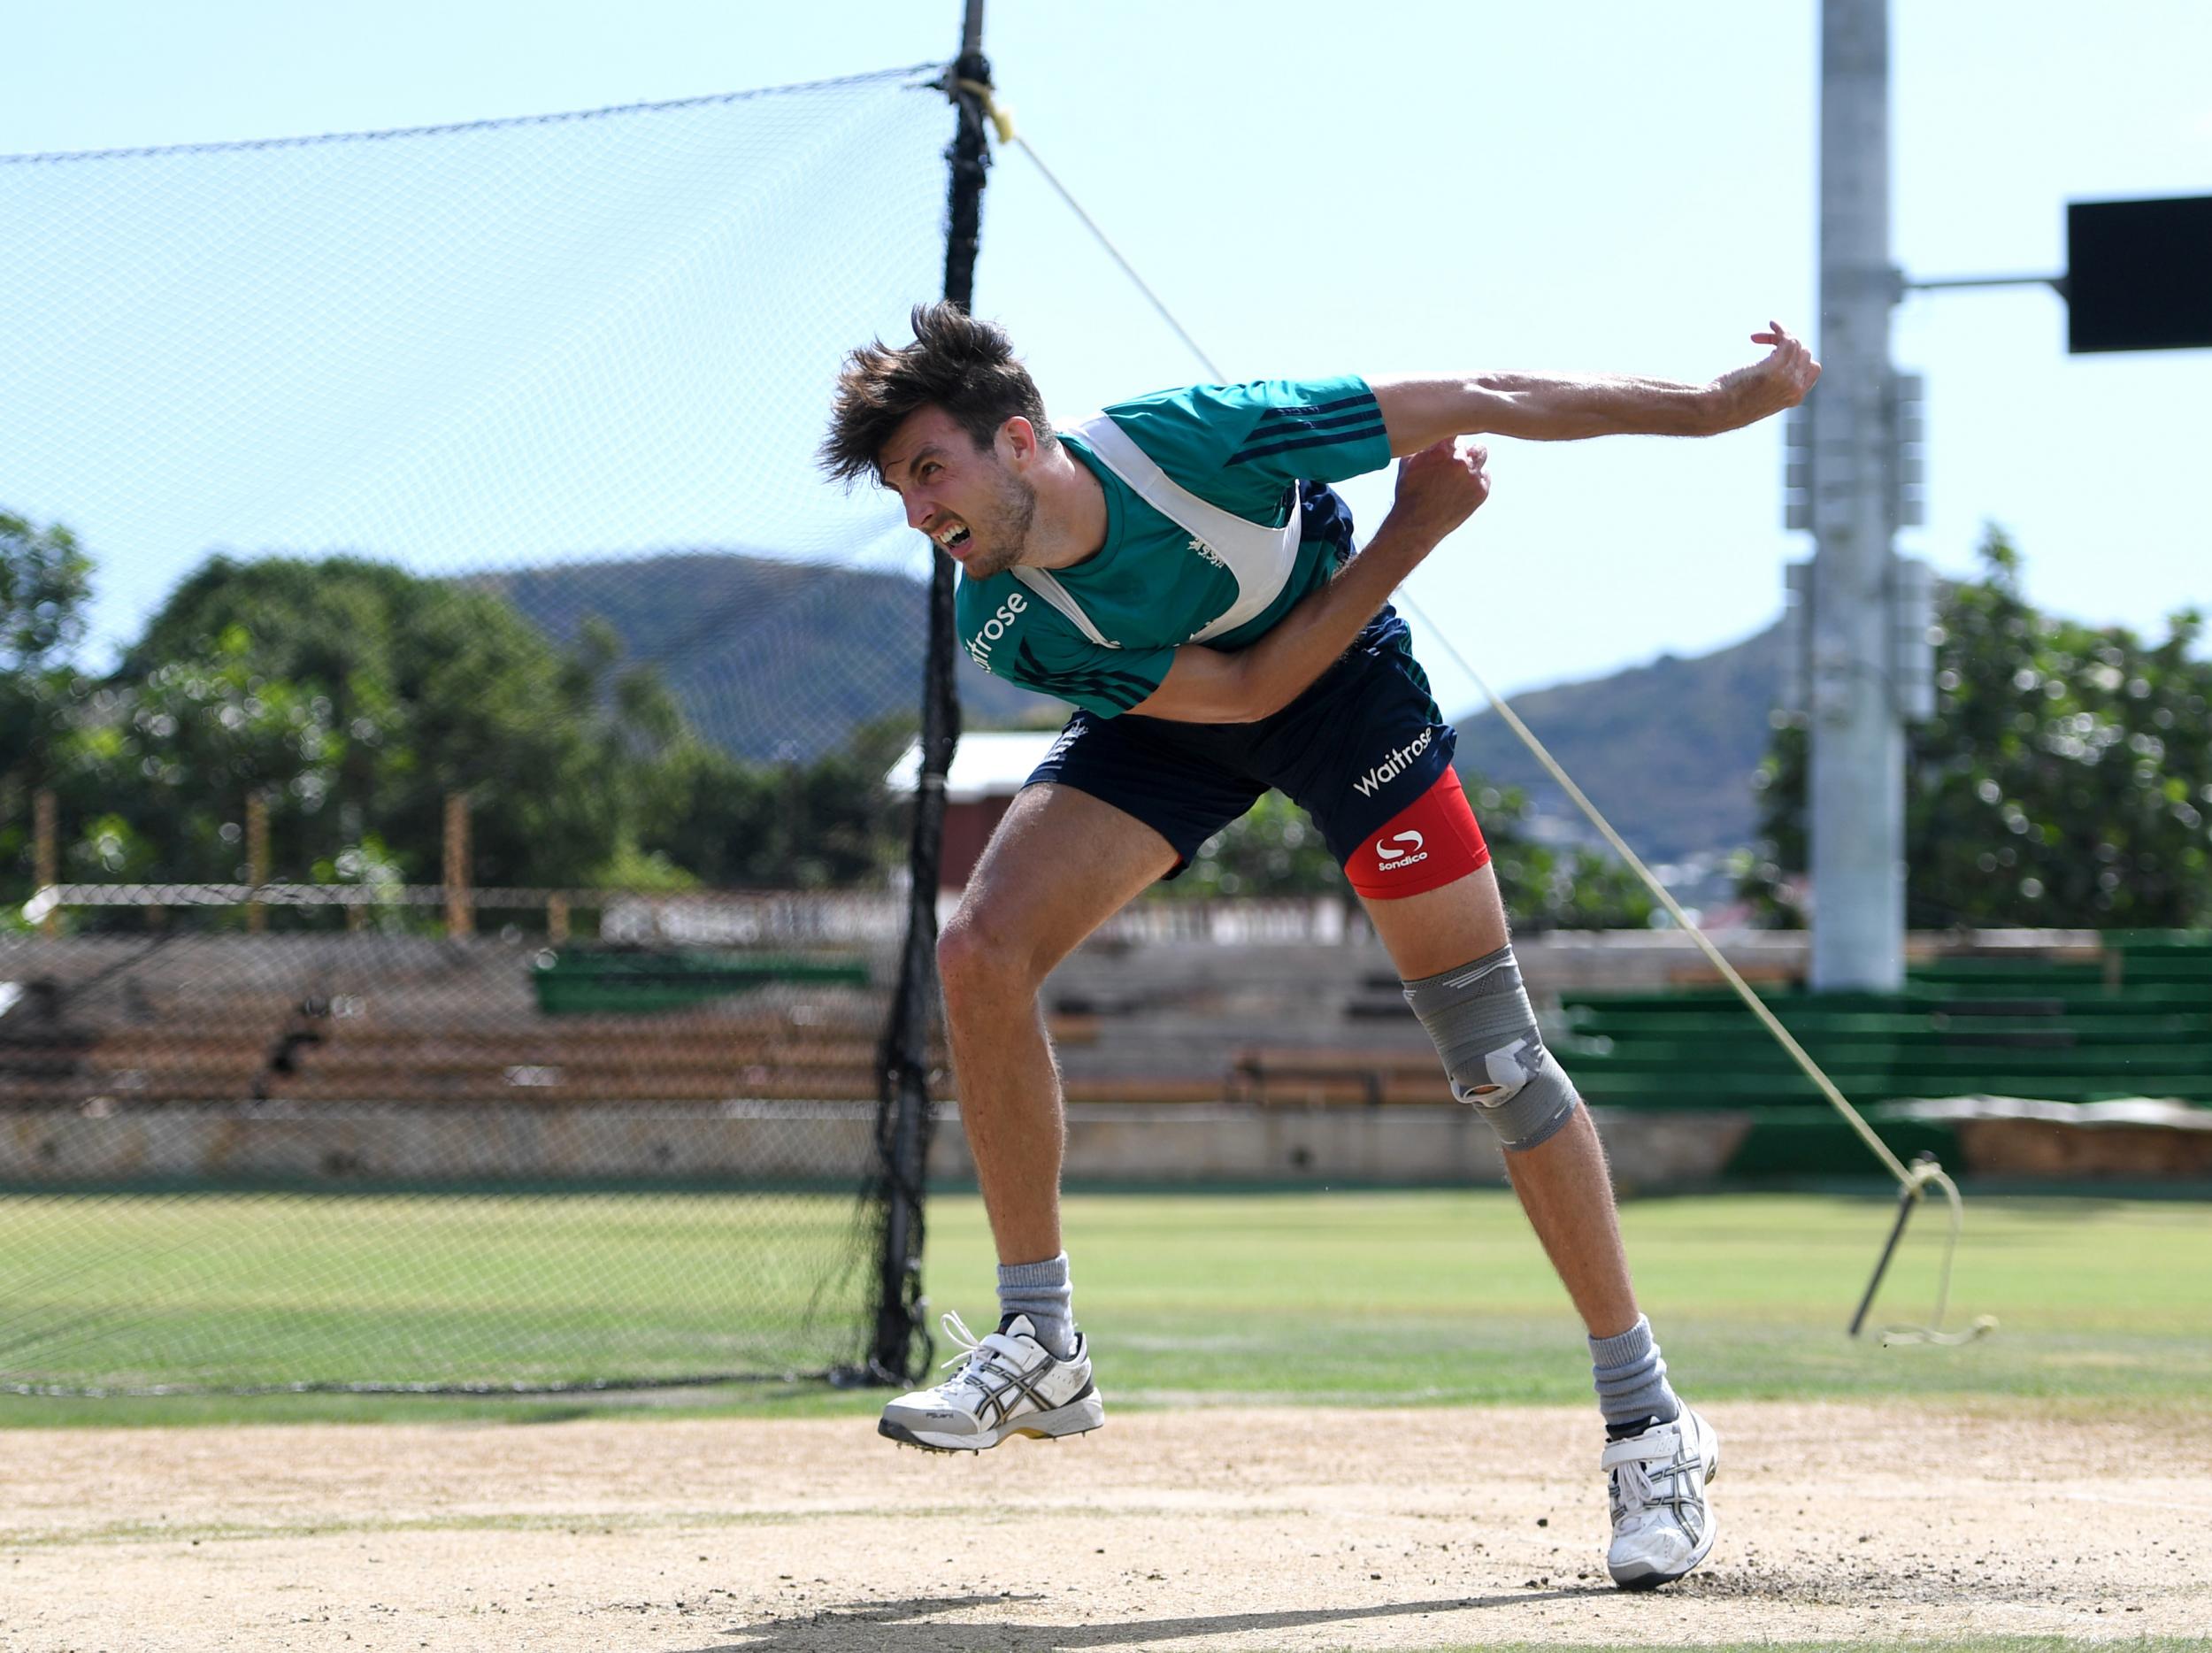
1450, 623, 1784, 865
483, 550, 1781, 863
480, 550, 1054, 763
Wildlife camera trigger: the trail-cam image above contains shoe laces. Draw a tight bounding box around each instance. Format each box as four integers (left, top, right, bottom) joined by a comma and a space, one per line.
933, 1310, 1029, 1400
1610, 1446, 1699, 1532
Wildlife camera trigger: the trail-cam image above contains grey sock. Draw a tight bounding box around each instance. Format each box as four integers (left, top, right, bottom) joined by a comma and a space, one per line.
1589, 1314, 1681, 1436
996, 1252, 1076, 1358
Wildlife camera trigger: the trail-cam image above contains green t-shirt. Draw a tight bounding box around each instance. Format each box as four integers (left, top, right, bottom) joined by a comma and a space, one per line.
955, 375, 1391, 717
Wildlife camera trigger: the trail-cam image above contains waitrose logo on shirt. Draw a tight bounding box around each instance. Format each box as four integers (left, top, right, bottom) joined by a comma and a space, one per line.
965, 591, 1030, 672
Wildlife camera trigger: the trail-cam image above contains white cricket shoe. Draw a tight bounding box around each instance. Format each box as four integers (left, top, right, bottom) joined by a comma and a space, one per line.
1603, 1404, 1720, 1589
878, 1311, 1104, 1453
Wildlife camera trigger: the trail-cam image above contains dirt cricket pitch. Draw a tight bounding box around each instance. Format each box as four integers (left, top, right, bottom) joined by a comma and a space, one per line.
5, 1400, 2208, 1650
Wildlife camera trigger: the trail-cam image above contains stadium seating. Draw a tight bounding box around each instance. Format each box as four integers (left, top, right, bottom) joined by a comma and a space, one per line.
1553, 933, 2212, 1173
6, 935, 2205, 1174
0, 993, 1129, 1108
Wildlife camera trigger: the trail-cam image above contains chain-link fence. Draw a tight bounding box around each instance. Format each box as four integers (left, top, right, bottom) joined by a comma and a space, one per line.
1, 66, 964, 1393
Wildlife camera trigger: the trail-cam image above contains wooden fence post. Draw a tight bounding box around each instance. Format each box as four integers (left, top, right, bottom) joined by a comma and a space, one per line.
246, 792, 270, 934
33, 788, 57, 939
443, 791, 473, 938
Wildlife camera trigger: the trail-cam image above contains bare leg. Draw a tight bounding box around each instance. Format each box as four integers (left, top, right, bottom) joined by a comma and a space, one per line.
1361, 866, 1640, 1340
1497, 1107, 1639, 1339
937, 783, 1177, 1265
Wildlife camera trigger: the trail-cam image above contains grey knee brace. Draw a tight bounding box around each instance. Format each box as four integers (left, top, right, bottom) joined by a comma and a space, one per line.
1402, 943, 1580, 1151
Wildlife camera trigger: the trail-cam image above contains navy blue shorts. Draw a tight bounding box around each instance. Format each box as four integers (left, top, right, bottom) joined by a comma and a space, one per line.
1025, 488, 1459, 879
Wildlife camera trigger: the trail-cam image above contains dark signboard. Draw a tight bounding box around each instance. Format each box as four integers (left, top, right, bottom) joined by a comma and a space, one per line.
2068, 196, 2212, 353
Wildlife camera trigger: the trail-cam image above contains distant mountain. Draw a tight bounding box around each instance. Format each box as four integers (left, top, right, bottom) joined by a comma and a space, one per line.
478, 550, 1785, 858
478, 550, 1056, 762
1451, 624, 1786, 865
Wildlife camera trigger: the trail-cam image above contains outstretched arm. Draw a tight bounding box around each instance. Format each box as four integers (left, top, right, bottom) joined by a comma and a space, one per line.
1371, 322, 1819, 455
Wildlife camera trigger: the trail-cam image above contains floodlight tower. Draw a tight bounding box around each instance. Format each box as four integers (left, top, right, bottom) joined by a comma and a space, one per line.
1791, 7, 2208, 989
1798, 0, 1923, 991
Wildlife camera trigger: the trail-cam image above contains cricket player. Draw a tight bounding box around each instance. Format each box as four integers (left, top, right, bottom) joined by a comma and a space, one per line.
821, 303, 1817, 1588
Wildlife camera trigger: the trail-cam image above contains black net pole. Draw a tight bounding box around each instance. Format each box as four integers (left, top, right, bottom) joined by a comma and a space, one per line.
864, 12, 990, 1385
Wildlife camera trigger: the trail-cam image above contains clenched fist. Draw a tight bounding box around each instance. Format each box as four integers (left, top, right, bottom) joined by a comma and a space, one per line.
1386, 437, 1491, 542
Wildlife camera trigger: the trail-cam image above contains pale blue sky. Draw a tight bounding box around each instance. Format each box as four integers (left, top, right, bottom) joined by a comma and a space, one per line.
5, 1, 2207, 708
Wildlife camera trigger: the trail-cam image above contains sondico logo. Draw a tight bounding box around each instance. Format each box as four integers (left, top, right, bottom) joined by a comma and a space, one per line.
1376, 830, 1429, 873
1350, 727, 1432, 798
965, 591, 1030, 672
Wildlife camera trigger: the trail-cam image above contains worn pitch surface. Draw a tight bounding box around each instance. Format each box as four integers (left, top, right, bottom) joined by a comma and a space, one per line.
5, 1402, 2208, 1649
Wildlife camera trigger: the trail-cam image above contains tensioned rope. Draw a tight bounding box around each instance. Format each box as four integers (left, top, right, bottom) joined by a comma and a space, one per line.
969, 79, 1992, 1346
0, 64, 944, 165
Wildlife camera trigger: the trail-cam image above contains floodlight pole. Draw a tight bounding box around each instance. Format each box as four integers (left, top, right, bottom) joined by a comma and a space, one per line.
1807, 0, 1907, 991
866, 0, 990, 1386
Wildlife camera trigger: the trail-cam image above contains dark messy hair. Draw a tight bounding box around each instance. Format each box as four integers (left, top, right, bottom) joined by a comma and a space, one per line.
819, 301, 1055, 485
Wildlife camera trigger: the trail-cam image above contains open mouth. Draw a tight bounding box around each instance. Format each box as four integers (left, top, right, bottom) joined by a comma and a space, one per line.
937, 525, 972, 555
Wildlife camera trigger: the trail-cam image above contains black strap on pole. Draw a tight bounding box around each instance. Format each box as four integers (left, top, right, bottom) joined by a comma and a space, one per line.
943, 2, 991, 315
863, 3, 990, 1386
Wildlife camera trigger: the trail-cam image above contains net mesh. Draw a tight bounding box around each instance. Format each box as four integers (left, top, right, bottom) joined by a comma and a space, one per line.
0, 67, 961, 1394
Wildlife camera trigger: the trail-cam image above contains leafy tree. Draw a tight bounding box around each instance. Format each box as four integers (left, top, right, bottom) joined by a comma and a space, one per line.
1740, 529, 2212, 928
0, 511, 92, 674
1486, 832, 1660, 934
6, 542, 926, 914
0, 510, 96, 899
72, 556, 692, 894
1168, 790, 1340, 900
639, 717, 913, 890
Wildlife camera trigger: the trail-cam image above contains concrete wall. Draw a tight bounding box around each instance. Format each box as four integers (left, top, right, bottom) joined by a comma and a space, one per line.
0, 925, 2104, 1188
0, 1100, 875, 1185
0, 1099, 1742, 1193
932, 1103, 1746, 1193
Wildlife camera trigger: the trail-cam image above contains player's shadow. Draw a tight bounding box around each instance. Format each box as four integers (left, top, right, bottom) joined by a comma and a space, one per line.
677, 1585, 1598, 1651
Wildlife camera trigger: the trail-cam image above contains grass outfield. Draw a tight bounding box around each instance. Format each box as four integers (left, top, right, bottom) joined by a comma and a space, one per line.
2, 1187, 2208, 1426
946, 1188, 2212, 1411
0, 1187, 874, 1406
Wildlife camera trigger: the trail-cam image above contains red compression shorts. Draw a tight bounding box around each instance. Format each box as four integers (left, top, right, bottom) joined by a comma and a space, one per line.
1344, 767, 1490, 900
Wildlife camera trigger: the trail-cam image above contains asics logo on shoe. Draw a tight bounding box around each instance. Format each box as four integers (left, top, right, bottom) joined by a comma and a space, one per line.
964, 591, 1030, 671
1351, 728, 1432, 797
1375, 830, 1429, 872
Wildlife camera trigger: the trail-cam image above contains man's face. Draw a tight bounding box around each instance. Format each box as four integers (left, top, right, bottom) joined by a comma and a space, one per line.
877, 405, 1036, 580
